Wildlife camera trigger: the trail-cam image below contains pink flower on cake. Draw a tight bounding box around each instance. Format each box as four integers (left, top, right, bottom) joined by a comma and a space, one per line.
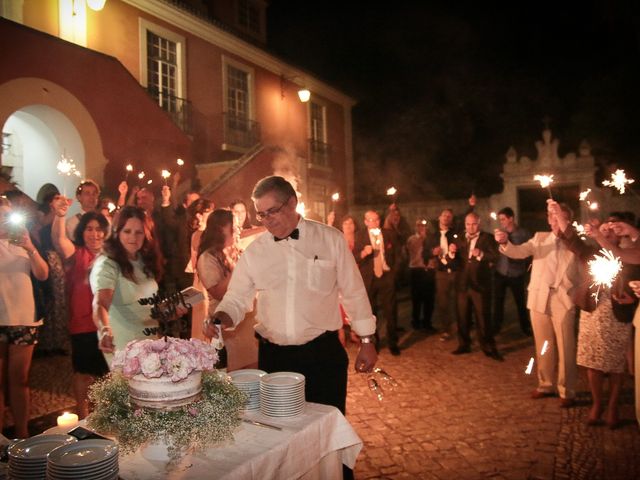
122, 356, 141, 377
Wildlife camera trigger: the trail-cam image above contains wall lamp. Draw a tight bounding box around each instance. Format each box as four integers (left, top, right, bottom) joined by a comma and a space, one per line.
281, 75, 310, 103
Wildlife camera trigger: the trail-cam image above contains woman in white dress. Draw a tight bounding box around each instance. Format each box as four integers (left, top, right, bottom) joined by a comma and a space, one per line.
90, 206, 162, 360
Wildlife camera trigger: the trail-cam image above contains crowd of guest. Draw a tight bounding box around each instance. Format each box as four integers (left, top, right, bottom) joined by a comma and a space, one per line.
1, 171, 640, 436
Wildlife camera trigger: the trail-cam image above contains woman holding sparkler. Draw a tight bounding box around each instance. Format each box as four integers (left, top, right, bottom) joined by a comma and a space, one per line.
0, 196, 49, 437
553, 204, 637, 428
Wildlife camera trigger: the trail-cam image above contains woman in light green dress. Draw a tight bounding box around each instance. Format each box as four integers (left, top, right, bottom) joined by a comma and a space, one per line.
90, 206, 162, 363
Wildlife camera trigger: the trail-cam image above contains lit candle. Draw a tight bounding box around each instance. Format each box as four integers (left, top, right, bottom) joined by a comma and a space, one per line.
57, 412, 79, 428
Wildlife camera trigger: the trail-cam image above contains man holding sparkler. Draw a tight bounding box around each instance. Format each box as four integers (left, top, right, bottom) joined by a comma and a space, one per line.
495, 200, 580, 407
65, 180, 100, 239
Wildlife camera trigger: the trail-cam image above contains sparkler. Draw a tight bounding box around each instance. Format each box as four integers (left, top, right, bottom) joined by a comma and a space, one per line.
525, 357, 535, 375
161, 169, 171, 186
386, 186, 397, 196
176, 158, 184, 167
588, 249, 622, 303
147, 179, 153, 185
572, 221, 586, 239
107, 202, 116, 213
534, 174, 554, 199
541, 340, 549, 356
370, 227, 381, 245
579, 188, 599, 211
602, 169, 635, 194
589, 202, 599, 211
125, 164, 133, 181
138, 171, 145, 180
579, 188, 591, 201
56, 154, 82, 196
490, 211, 497, 221
331, 192, 340, 202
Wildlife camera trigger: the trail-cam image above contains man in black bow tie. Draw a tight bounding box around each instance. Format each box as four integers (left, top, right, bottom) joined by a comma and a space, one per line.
452, 212, 503, 360
203, 176, 377, 417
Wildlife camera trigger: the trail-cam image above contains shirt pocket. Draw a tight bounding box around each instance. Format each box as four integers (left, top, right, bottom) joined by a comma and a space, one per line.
307, 258, 337, 294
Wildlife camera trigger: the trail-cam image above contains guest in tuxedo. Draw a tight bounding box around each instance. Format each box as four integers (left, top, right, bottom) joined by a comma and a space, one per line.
453, 212, 503, 360
495, 200, 580, 407
423, 208, 460, 341
493, 207, 532, 335
354, 210, 401, 355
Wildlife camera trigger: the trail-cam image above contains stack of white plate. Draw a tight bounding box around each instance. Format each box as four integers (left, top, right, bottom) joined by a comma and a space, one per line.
46, 439, 119, 480
229, 369, 267, 410
260, 371, 305, 417
7, 434, 77, 479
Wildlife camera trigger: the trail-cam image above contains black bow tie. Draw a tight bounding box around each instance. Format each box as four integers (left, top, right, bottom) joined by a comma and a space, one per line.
274, 228, 299, 242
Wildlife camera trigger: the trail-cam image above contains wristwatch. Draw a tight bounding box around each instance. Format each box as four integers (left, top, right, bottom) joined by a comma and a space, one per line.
359, 335, 376, 344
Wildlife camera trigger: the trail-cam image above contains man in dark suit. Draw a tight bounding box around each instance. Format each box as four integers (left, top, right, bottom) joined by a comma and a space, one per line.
355, 210, 401, 355
423, 208, 460, 341
453, 212, 503, 361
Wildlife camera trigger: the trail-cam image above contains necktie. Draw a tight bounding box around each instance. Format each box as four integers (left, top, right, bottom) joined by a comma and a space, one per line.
274, 228, 299, 242
440, 230, 448, 256
466, 234, 479, 258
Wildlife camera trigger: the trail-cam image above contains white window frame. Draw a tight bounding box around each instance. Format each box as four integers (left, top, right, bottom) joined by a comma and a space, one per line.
222, 56, 255, 119
308, 100, 327, 143
139, 18, 187, 100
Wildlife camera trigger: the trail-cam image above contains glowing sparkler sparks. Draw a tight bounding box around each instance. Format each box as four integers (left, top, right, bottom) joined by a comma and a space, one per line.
147, 179, 153, 185
107, 202, 116, 213
370, 227, 381, 245
572, 221, 586, 237
176, 158, 184, 167
602, 169, 635, 194
161, 170, 171, 180
534, 174, 554, 188
525, 357, 535, 375
490, 211, 497, 220
579, 188, 591, 201
541, 340, 549, 356
588, 249, 622, 303
56, 156, 80, 177
138, 171, 145, 180
386, 186, 397, 196
331, 192, 340, 202
589, 202, 599, 211
126, 164, 133, 172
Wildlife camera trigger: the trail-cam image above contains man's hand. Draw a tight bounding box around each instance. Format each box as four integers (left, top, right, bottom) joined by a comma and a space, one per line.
354, 343, 377, 373
494, 229, 508, 244
203, 311, 233, 339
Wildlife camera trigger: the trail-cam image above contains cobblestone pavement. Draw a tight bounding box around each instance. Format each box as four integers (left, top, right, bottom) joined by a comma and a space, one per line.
8, 295, 640, 479
345, 301, 640, 480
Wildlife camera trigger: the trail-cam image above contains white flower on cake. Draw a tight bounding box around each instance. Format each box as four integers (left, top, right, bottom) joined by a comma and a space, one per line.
140, 353, 163, 378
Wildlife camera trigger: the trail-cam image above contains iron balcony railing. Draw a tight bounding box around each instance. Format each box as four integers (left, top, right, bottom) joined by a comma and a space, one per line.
223, 112, 261, 149
309, 139, 331, 168
146, 86, 193, 134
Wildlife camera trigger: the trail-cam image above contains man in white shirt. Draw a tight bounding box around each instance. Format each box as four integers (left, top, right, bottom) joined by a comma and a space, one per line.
204, 176, 377, 415
495, 201, 579, 407
66, 180, 100, 239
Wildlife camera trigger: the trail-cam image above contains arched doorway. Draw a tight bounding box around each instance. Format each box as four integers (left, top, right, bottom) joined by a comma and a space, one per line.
2, 105, 85, 204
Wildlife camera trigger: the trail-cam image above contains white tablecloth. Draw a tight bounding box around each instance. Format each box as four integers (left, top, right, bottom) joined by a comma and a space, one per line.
118, 402, 362, 480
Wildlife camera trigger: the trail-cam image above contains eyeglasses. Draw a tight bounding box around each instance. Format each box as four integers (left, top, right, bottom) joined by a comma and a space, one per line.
255, 200, 288, 221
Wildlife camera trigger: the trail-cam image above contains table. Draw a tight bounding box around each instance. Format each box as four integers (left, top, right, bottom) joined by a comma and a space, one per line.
117, 402, 362, 479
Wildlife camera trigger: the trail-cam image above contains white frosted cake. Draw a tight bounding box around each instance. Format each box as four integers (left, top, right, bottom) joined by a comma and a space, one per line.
111, 337, 219, 411
129, 371, 202, 410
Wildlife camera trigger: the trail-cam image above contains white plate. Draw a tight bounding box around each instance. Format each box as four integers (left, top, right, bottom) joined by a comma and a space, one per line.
9, 435, 78, 460
47, 456, 118, 473
260, 372, 305, 387
229, 369, 267, 384
47, 440, 118, 468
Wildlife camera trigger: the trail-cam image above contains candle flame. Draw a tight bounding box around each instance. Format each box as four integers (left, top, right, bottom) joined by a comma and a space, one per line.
176, 158, 184, 166
589, 249, 622, 303
541, 340, 549, 356
525, 357, 535, 375
161, 170, 171, 179
534, 174, 554, 188
126, 164, 133, 172
579, 188, 591, 201
331, 192, 340, 202
138, 171, 145, 179
602, 169, 635, 194
386, 186, 397, 196
490, 211, 497, 220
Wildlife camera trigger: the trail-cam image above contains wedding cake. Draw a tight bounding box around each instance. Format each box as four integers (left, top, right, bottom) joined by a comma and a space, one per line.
111, 337, 219, 411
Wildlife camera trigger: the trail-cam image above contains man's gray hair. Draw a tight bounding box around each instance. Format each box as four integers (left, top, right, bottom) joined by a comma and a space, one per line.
252, 176, 297, 203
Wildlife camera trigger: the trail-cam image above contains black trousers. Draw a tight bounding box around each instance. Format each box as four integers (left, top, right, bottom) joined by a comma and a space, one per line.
366, 272, 398, 348
257, 330, 349, 414
457, 288, 496, 351
493, 272, 530, 334
410, 268, 435, 328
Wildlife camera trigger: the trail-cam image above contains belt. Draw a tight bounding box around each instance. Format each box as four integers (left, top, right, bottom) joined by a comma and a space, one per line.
255, 330, 337, 347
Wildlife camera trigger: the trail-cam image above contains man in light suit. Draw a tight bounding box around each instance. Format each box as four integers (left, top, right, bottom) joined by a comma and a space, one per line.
495, 201, 580, 407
